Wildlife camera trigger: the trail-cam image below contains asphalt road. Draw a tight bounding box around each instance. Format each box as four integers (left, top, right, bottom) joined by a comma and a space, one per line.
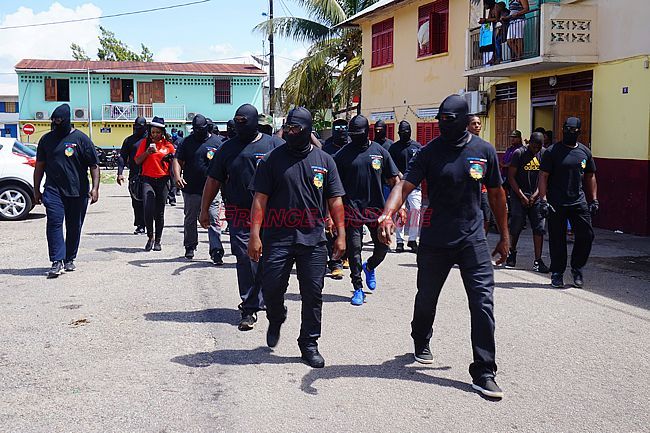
1, 184, 648, 433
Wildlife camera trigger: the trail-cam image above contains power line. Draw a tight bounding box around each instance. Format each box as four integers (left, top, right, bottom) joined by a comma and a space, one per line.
0, 0, 212, 31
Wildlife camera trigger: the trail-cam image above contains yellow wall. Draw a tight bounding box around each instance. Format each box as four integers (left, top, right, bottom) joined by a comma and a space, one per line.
357, 0, 469, 129
482, 56, 650, 160
19, 122, 134, 148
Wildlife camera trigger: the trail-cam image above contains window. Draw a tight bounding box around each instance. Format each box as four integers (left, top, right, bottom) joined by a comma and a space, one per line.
371, 18, 394, 68
110, 79, 135, 102
0, 102, 18, 113
214, 79, 232, 104
416, 122, 440, 145
417, 0, 449, 57
45, 78, 70, 102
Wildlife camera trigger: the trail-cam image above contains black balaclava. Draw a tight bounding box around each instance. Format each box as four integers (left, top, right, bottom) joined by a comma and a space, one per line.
437, 94, 470, 146
226, 119, 236, 138
50, 103, 72, 139
233, 104, 259, 143
206, 117, 214, 134
284, 107, 313, 157
192, 114, 209, 142
562, 117, 581, 146
348, 115, 370, 150
331, 119, 348, 146
134, 116, 147, 139
374, 120, 387, 142
398, 120, 411, 142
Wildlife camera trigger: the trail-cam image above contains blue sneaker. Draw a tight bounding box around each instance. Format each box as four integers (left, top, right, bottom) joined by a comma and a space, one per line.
351, 288, 365, 306
362, 262, 377, 290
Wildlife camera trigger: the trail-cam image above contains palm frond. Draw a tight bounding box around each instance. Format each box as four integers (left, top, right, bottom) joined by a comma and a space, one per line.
254, 17, 331, 43
291, 0, 348, 26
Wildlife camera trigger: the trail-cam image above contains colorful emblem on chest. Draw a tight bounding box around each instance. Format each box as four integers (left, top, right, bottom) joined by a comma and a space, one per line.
370, 154, 383, 171
580, 159, 586, 169
254, 152, 266, 166
312, 165, 328, 189
467, 157, 487, 180
206, 147, 216, 160
64, 143, 76, 157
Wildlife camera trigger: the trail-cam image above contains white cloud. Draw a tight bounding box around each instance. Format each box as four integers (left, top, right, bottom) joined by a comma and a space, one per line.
208, 43, 236, 59
0, 2, 102, 94
155, 46, 183, 62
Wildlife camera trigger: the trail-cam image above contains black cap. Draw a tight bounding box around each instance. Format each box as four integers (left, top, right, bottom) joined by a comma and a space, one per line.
348, 115, 369, 136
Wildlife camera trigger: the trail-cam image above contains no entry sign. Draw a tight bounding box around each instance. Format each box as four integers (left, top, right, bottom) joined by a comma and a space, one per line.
22, 123, 35, 135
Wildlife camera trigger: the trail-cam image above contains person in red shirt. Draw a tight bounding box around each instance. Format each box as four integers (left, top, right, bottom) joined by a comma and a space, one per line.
135, 117, 176, 251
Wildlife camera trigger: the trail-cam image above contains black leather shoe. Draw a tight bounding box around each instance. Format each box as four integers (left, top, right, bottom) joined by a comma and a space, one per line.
266, 306, 287, 348
300, 345, 325, 368
144, 238, 154, 251
153, 241, 162, 251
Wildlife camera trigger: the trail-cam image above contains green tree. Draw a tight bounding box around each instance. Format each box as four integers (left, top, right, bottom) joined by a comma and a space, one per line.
255, 0, 377, 118
69, 26, 154, 62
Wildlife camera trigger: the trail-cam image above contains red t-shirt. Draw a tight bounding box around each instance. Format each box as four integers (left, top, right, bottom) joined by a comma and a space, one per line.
135, 138, 175, 178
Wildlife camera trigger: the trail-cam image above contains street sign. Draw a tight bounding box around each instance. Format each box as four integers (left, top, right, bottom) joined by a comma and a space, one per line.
22, 123, 35, 135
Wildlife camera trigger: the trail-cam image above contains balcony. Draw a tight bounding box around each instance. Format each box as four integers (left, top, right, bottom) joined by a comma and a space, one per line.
101, 104, 186, 122
465, 2, 598, 77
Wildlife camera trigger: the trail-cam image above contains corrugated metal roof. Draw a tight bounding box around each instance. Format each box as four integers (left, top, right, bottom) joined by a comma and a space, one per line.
15, 59, 266, 76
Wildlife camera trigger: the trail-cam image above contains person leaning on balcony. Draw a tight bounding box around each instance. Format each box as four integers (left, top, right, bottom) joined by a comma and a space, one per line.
134, 116, 176, 252
503, 0, 529, 61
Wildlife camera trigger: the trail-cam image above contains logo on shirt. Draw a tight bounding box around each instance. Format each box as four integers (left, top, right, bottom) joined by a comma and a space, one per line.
64, 143, 76, 157
254, 152, 266, 166
370, 154, 383, 171
312, 165, 328, 189
580, 159, 586, 170
206, 147, 217, 160
467, 157, 487, 180
523, 156, 540, 171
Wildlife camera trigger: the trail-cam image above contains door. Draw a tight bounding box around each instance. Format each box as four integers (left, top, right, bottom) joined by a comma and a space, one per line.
110, 79, 122, 102
556, 90, 591, 146
137, 82, 152, 117
495, 99, 517, 152
152, 79, 165, 103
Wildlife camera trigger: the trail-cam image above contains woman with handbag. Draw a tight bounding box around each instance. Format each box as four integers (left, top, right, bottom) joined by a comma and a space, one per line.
134, 117, 176, 251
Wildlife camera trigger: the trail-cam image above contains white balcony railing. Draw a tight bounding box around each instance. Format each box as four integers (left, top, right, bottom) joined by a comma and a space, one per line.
101, 104, 186, 122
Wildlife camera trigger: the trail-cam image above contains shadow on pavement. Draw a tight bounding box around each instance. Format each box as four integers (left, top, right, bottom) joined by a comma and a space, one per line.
0, 267, 48, 277
96, 247, 144, 254
25, 213, 46, 220
285, 292, 352, 303
87, 232, 142, 236
128, 256, 236, 274
171, 346, 300, 368
144, 307, 240, 326
300, 354, 468, 396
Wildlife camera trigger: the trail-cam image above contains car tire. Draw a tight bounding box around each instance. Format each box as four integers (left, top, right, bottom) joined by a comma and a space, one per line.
0, 185, 33, 221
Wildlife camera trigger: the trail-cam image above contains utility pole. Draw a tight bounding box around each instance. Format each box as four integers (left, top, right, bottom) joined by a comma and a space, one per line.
268, 0, 275, 116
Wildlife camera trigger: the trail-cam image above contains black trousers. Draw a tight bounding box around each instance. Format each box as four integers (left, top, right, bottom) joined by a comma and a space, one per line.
326, 231, 344, 271
262, 243, 327, 346
547, 202, 594, 274
411, 239, 497, 380
142, 176, 169, 240
130, 182, 145, 228
229, 223, 264, 313
346, 221, 389, 289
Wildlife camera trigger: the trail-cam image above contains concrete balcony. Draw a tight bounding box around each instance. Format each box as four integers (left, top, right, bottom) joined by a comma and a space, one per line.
101, 104, 186, 122
465, 2, 598, 77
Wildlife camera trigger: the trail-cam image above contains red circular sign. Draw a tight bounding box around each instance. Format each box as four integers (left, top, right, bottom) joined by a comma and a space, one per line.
22, 123, 35, 135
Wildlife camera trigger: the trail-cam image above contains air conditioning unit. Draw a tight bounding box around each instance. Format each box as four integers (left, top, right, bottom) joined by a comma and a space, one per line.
74, 108, 88, 120
34, 111, 48, 120
186, 112, 196, 121
464, 91, 488, 115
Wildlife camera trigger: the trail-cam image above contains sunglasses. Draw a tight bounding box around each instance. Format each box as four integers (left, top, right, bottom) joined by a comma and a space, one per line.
282, 124, 303, 134
333, 124, 348, 131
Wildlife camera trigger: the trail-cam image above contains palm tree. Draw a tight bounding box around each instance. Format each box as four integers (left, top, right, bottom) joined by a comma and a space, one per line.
255, 0, 378, 120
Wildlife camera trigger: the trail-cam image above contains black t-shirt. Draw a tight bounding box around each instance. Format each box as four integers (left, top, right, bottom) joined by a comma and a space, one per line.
333, 141, 399, 221
388, 139, 422, 174
251, 144, 345, 246
376, 137, 394, 151
404, 134, 502, 248
207, 133, 279, 211
36, 129, 99, 197
176, 134, 222, 195
510, 146, 544, 195
322, 141, 347, 156
539, 142, 596, 207
118, 133, 144, 176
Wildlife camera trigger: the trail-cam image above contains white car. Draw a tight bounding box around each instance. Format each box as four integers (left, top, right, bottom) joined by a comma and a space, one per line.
0, 137, 37, 220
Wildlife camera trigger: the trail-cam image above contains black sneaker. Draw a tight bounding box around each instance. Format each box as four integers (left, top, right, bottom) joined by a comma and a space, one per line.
505, 250, 517, 268
63, 260, 76, 272
47, 261, 64, 279
134, 226, 145, 235
144, 238, 154, 251
184, 247, 195, 259
210, 250, 224, 266
551, 272, 564, 288
300, 344, 325, 368
407, 240, 418, 253
169, 201, 176, 207
533, 259, 549, 273
414, 341, 434, 364
472, 375, 503, 399
153, 241, 162, 251
395, 243, 405, 253
266, 306, 287, 348
238, 312, 257, 331
571, 268, 584, 288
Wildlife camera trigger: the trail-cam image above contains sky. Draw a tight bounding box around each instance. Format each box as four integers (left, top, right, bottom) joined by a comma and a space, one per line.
0, 0, 313, 95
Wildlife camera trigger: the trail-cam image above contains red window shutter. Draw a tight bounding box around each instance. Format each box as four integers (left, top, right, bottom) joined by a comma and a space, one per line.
432, 0, 449, 54
387, 123, 395, 140
369, 124, 375, 141
416, 123, 425, 144
371, 18, 393, 67
215, 79, 231, 104
433, 122, 441, 139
